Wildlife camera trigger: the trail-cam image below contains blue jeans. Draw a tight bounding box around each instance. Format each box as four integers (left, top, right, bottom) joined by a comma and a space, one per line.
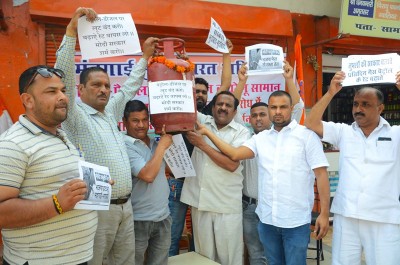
168, 178, 194, 256
134, 216, 172, 265
258, 222, 310, 265
243, 200, 268, 265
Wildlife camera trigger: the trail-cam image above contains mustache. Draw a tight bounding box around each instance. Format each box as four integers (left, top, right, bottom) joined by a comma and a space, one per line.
56, 102, 68, 108
354, 112, 365, 117
218, 109, 228, 115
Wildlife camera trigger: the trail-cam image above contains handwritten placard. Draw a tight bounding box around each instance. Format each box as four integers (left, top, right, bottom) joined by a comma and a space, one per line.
245, 44, 284, 76
205, 17, 229, 53
75, 161, 112, 211
78, 13, 141, 60
148, 80, 195, 114
341, 53, 400, 87
164, 134, 196, 178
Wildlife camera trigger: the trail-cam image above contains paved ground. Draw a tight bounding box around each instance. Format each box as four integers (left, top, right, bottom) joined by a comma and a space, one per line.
0, 226, 367, 265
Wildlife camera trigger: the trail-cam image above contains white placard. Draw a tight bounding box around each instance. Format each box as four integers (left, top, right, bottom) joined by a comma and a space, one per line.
164, 134, 196, 178
341, 53, 400, 87
245, 44, 284, 76
205, 17, 229, 53
78, 13, 141, 60
148, 80, 195, 114
75, 160, 112, 211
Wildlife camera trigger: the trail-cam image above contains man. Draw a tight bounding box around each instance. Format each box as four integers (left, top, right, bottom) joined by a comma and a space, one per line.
123, 100, 172, 265
304, 71, 400, 265
197, 90, 330, 265
234, 61, 304, 265
168, 39, 234, 256
180, 90, 250, 265
0, 65, 97, 265
55, 8, 158, 265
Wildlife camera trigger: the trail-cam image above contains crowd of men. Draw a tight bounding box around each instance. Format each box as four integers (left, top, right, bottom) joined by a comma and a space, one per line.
0, 6, 400, 265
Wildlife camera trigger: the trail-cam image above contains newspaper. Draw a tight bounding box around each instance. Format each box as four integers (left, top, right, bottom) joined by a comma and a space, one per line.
74, 160, 112, 211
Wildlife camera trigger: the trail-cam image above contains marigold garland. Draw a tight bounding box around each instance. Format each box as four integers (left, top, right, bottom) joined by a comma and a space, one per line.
148, 56, 195, 74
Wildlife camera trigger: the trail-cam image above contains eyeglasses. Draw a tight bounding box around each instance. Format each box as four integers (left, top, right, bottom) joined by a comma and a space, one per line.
23, 67, 65, 93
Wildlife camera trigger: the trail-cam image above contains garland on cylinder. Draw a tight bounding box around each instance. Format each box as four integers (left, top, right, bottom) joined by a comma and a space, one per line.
148, 55, 195, 74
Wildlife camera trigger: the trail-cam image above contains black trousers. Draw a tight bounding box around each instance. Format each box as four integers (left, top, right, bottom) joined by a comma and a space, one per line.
2, 259, 87, 265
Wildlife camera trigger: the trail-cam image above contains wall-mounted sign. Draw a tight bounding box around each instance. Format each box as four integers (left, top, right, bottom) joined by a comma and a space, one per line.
339, 0, 400, 40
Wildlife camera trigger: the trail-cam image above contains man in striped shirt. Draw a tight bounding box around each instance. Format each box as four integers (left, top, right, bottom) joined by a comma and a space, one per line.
55, 8, 158, 265
0, 65, 97, 265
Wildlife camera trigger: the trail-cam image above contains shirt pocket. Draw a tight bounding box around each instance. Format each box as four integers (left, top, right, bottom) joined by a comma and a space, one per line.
374, 140, 395, 163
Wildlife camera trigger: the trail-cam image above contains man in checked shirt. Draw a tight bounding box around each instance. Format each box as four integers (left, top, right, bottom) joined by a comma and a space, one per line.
55, 7, 158, 265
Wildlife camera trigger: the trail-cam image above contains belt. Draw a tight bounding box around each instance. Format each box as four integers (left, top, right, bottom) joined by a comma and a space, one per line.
110, 194, 131, 205
242, 194, 257, 205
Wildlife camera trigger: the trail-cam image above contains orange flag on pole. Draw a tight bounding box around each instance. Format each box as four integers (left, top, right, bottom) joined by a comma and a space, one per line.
294, 34, 305, 124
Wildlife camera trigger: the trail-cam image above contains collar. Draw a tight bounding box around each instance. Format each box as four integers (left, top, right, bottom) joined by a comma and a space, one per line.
351, 116, 390, 131
270, 119, 298, 133
123, 133, 155, 147
204, 115, 242, 132
19, 115, 66, 138
78, 102, 108, 116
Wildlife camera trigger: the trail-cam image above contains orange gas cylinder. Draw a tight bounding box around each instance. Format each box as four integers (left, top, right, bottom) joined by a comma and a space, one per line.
147, 38, 196, 134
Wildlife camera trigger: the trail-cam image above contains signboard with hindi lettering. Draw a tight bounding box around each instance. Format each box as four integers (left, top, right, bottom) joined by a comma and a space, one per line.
148, 80, 195, 114
164, 134, 196, 178
341, 53, 400, 87
205, 18, 229, 53
339, 0, 400, 40
78, 13, 141, 59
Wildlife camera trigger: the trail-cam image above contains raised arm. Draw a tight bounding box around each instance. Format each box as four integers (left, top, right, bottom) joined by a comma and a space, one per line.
313, 166, 330, 240
55, 8, 97, 128
217, 39, 233, 92
304, 71, 345, 137
107, 37, 159, 119
136, 134, 172, 183
232, 62, 248, 100
283, 60, 300, 105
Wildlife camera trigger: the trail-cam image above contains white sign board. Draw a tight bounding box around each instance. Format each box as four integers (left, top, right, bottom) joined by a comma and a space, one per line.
75, 161, 112, 211
245, 44, 284, 76
341, 53, 400, 87
164, 134, 196, 178
205, 17, 229, 53
78, 13, 141, 60
148, 80, 195, 114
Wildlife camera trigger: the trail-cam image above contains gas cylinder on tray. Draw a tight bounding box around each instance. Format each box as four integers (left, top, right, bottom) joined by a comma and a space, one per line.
147, 38, 196, 134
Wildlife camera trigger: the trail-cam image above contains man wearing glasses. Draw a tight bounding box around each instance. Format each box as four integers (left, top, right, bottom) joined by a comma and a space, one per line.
55, 8, 158, 265
0, 66, 97, 265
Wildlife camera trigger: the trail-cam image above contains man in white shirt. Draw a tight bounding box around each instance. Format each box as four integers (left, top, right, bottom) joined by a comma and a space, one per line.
181, 91, 250, 265
305, 71, 400, 265
197, 90, 330, 265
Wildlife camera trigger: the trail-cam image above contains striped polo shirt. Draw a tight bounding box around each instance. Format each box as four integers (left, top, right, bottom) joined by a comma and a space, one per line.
0, 115, 97, 265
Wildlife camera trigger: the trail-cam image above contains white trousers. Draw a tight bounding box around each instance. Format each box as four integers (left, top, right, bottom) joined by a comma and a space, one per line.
191, 207, 243, 265
332, 214, 400, 265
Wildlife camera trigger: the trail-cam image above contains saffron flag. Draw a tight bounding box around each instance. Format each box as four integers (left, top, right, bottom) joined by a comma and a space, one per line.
0, 98, 13, 134
294, 34, 305, 124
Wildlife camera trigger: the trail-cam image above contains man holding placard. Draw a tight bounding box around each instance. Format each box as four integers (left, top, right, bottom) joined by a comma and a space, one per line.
55, 7, 158, 265
305, 71, 400, 265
